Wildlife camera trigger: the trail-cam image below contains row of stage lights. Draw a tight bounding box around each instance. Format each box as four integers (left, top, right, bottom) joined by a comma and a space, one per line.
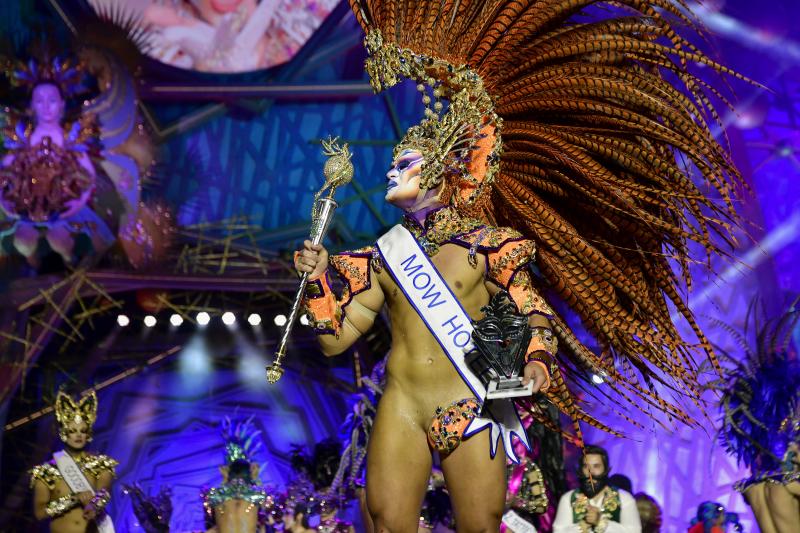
114, 313, 608, 385
114, 313, 608, 384
115, 312, 308, 328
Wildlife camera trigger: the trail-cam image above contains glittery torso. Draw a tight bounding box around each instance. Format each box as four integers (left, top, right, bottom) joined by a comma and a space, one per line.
29, 452, 118, 530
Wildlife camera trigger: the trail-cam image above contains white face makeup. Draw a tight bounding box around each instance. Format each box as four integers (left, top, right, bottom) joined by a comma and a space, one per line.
385, 149, 425, 209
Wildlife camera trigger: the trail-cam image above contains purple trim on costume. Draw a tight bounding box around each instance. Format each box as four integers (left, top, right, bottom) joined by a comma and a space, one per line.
507, 427, 532, 464
462, 417, 497, 458
462, 408, 531, 464
505, 268, 555, 320
460, 234, 529, 254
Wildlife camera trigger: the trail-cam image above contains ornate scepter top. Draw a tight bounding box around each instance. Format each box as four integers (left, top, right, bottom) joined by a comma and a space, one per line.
314, 137, 353, 203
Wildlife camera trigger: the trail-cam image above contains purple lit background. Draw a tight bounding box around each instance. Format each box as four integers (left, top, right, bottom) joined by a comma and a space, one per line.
89, 363, 360, 531
1, 0, 799, 531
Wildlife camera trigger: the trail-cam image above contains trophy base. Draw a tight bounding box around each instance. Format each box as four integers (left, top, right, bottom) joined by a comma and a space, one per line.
486, 377, 533, 399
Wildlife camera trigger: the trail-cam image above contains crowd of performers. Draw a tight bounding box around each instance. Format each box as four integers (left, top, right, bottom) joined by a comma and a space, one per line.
28, 338, 799, 532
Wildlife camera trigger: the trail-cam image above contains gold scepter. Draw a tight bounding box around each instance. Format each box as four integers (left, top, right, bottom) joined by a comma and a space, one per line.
266, 137, 354, 383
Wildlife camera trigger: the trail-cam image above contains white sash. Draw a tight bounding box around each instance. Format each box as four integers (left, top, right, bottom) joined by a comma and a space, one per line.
376, 224, 530, 462
53, 451, 115, 533
502, 509, 538, 533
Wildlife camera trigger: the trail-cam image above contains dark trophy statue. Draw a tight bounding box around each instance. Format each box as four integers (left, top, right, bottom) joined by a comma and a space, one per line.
466, 291, 533, 399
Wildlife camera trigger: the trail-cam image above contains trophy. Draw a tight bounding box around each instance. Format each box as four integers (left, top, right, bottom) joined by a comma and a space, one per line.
266, 137, 354, 384
465, 290, 533, 399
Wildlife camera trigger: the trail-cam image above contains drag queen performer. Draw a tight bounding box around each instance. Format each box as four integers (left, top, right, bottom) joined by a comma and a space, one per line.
30, 391, 117, 532
295, 1, 749, 530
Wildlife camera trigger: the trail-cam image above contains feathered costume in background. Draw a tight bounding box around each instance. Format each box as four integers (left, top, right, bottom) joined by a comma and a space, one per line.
122, 484, 173, 533
332, 355, 387, 495
710, 298, 800, 490
0, 43, 153, 263
201, 416, 278, 529
0, 11, 174, 270
347, 0, 751, 438
688, 501, 743, 533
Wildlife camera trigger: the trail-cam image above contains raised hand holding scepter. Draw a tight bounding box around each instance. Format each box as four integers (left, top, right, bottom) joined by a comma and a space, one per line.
266, 137, 353, 383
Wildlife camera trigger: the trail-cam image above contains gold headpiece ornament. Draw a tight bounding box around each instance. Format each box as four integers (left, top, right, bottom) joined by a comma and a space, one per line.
366, 29, 500, 210
55, 391, 98, 441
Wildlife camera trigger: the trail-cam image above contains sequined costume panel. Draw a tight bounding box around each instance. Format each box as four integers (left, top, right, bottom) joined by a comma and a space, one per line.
203, 479, 268, 509
304, 245, 376, 336
328, 246, 376, 301
427, 398, 481, 454
29, 453, 118, 489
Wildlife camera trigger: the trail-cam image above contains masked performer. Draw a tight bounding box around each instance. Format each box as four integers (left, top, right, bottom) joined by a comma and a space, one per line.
30, 391, 117, 533
294, 1, 747, 530
202, 417, 276, 533
714, 300, 800, 533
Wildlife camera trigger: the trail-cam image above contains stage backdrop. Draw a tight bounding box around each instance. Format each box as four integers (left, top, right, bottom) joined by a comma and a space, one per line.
89, 359, 357, 531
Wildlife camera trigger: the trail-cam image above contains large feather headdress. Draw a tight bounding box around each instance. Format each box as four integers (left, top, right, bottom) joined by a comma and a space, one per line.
349, 0, 753, 436
2, 55, 85, 96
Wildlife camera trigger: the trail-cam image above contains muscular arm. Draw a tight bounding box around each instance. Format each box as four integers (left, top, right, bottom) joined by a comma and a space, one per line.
95, 470, 113, 492
295, 241, 385, 356
33, 480, 51, 521
316, 270, 384, 356
93, 469, 113, 511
